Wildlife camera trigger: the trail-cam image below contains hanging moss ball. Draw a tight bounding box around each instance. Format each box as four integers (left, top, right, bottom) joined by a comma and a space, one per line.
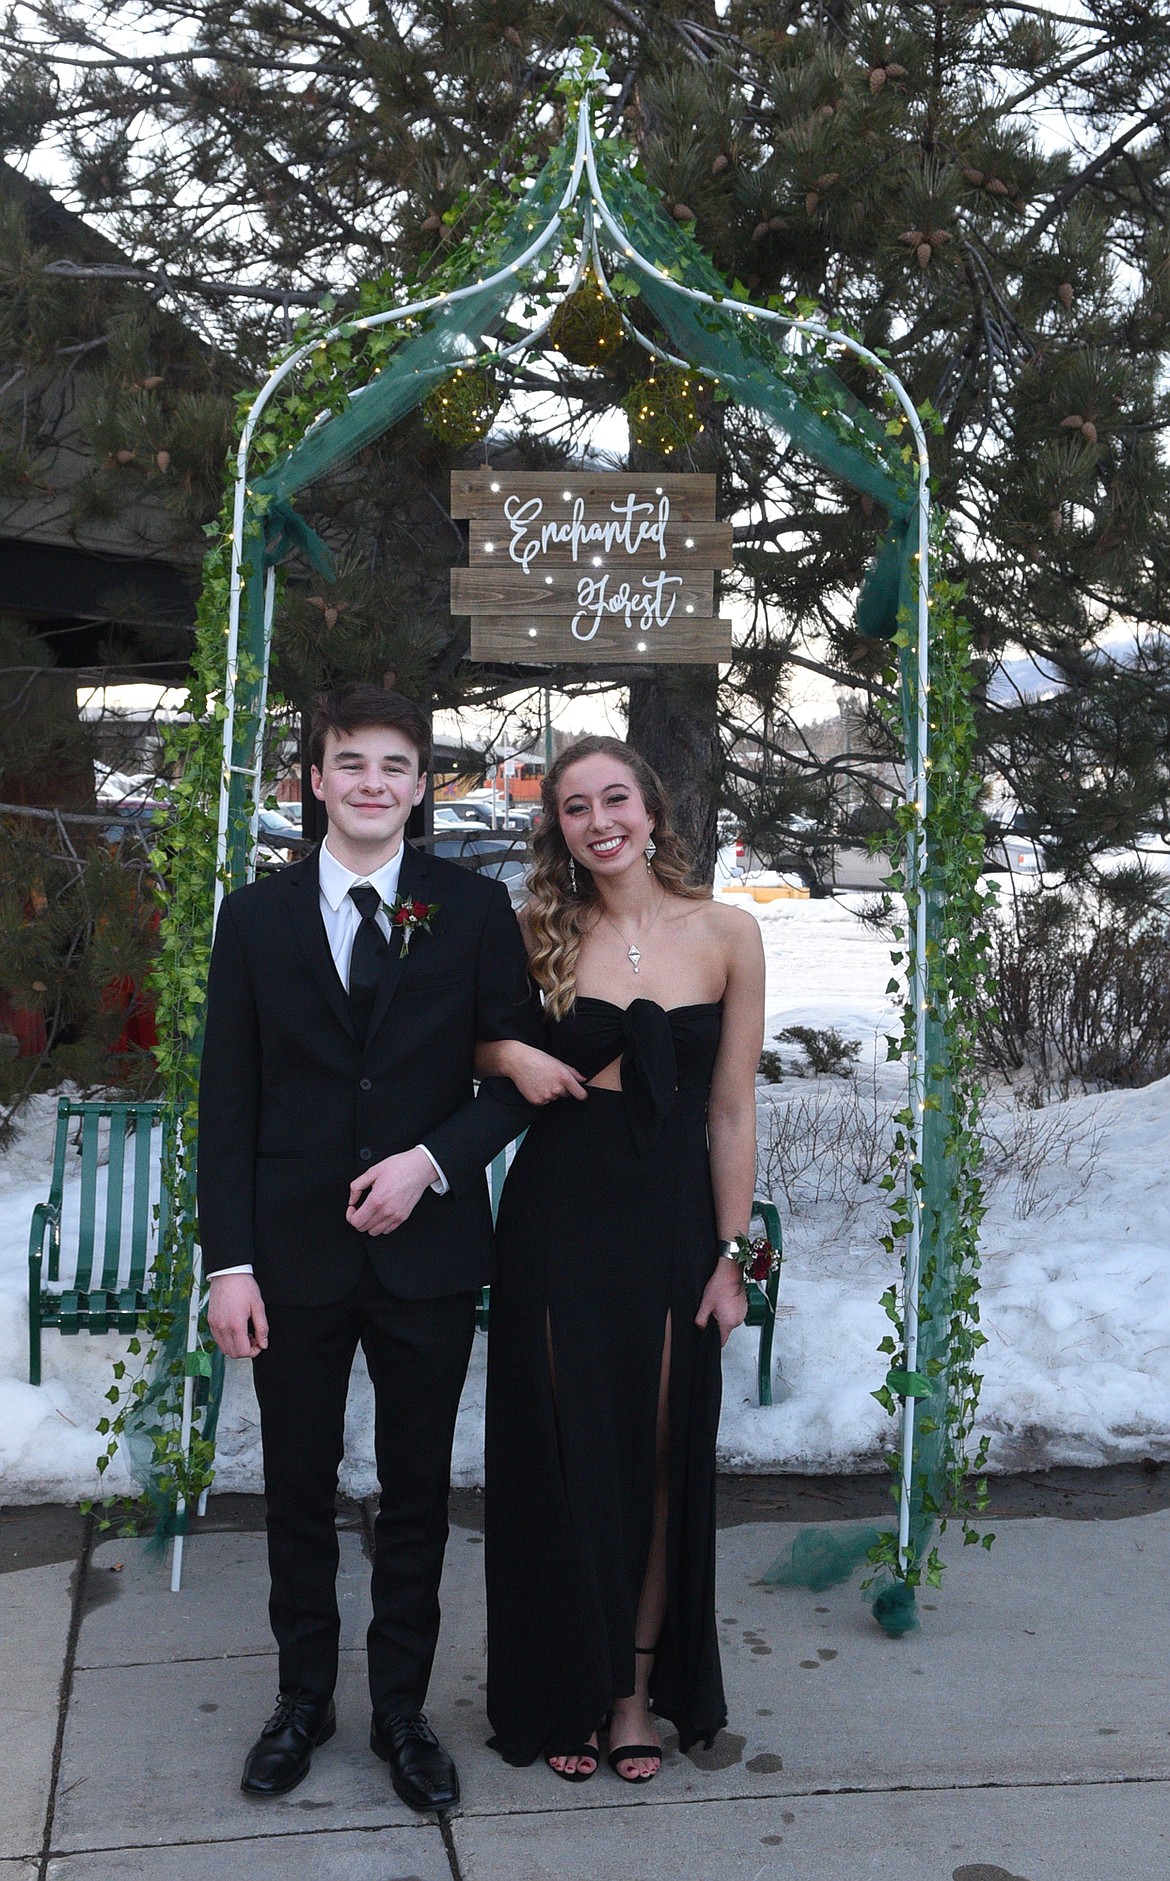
620, 364, 704, 457
548, 273, 625, 368
421, 366, 500, 446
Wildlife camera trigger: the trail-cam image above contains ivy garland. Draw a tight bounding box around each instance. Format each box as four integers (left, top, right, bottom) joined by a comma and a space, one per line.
867, 527, 996, 1589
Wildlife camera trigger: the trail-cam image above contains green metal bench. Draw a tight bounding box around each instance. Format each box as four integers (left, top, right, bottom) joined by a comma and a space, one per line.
28, 1097, 169, 1386
477, 1147, 784, 1406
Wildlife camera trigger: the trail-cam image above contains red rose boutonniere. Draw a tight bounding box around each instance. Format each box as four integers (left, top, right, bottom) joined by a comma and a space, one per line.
384, 894, 440, 958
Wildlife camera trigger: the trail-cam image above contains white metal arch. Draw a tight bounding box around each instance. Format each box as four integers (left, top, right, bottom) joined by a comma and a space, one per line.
195, 74, 933, 1586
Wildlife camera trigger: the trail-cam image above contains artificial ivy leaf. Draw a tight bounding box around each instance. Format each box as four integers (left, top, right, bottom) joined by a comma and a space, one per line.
884, 1367, 933, 1398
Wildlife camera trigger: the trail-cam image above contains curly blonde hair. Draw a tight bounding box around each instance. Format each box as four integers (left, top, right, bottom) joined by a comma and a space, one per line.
525, 735, 709, 1019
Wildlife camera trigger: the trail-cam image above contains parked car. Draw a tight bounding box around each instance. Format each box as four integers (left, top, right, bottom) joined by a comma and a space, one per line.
255, 808, 306, 866
436, 797, 495, 827
984, 834, 1047, 875
429, 824, 530, 904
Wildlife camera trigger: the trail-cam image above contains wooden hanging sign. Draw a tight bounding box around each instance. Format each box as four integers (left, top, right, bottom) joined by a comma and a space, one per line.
451, 470, 733, 663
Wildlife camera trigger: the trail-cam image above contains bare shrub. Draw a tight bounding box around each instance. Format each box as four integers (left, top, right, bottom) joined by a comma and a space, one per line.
980, 876, 1170, 1099
757, 1050, 893, 1218
980, 1103, 1104, 1219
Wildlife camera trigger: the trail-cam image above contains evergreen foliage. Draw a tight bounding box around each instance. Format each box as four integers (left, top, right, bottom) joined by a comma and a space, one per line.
1, 1, 1168, 868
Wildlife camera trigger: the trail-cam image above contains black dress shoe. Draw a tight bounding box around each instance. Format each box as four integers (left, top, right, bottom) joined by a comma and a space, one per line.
241, 1691, 336, 1796
370, 1711, 459, 1812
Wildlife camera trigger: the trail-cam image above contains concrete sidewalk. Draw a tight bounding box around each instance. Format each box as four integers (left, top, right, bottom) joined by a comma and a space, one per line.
2, 1474, 1168, 1881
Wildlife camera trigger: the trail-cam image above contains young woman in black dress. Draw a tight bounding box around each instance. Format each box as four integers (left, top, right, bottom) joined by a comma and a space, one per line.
475, 736, 764, 1782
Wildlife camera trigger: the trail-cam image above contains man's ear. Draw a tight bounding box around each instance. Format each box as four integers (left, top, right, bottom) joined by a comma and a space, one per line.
310, 764, 326, 803
412, 769, 428, 808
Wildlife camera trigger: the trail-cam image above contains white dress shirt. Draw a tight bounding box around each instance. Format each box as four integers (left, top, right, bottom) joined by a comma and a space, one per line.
212, 835, 447, 1279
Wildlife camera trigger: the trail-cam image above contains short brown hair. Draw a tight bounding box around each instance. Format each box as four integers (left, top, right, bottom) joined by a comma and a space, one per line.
309, 684, 430, 772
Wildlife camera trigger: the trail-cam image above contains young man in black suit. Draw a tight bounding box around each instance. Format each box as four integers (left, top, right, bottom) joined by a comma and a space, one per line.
199, 683, 542, 1812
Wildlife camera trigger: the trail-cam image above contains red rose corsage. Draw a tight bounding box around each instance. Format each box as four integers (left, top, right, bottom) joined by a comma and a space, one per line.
728, 1232, 781, 1288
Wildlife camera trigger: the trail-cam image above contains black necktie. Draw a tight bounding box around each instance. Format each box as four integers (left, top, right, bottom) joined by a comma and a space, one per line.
347, 882, 388, 1039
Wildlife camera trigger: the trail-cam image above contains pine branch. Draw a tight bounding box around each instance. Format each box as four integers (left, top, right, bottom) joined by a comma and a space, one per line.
0, 32, 362, 79
42, 260, 341, 308
1027, 96, 1170, 242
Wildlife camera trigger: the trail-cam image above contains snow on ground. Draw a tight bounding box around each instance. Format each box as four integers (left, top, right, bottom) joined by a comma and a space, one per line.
1, 892, 1167, 1504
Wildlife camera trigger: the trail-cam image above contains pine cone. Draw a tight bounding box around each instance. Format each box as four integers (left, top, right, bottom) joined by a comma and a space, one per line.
885, 62, 908, 77
1080, 420, 1098, 445
155, 450, 171, 472
1049, 508, 1063, 534
962, 167, 985, 187
916, 241, 932, 268
805, 191, 819, 216
752, 221, 770, 242
141, 375, 164, 391
869, 66, 887, 93
1057, 282, 1074, 308
768, 215, 787, 232
421, 212, 442, 232
1059, 414, 1085, 429
114, 449, 136, 465
899, 229, 925, 246
711, 153, 730, 175
672, 203, 695, 221
323, 606, 339, 629
504, 25, 522, 44
816, 172, 839, 189
987, 176, 1010, 196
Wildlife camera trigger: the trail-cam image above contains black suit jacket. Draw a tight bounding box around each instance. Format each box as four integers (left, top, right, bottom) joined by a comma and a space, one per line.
196, 841, 538, 1305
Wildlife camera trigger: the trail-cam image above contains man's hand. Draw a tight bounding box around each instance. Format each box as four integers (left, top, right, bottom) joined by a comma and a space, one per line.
207, 1273, 269, 1360
500, 1041, 589, 1107
347, 1147, 434, 1235
475, 1038, 588, 1106
695, 1258, 748, 1348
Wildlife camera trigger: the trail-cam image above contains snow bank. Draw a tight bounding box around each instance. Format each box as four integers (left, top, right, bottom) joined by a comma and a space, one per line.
1, 897, 1166, 1503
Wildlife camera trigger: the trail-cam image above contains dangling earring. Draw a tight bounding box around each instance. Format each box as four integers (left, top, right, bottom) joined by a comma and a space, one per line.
569, 856, 578, 894
645, 835, 657, 872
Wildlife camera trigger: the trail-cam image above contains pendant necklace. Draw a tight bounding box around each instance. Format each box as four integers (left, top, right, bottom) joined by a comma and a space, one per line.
601, 889, 666, 975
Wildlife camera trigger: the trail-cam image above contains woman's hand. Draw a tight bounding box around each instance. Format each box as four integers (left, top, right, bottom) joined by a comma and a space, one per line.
477, 1038, 589, 1106
695, 1256, 749, 1347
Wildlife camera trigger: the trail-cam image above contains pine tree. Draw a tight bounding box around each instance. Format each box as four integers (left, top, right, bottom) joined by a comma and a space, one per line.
1, 1, 1167, 876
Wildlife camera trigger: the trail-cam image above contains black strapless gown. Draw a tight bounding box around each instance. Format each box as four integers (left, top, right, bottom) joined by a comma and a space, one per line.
484, 996, 727, 1763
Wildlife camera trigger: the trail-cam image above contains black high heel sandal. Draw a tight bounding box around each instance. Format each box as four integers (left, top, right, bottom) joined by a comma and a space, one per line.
545, 1736, 600, 1783
607, 1647, 662, 1784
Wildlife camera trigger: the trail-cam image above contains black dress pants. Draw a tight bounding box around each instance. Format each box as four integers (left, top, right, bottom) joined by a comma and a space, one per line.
252, 1261, 477, 1720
